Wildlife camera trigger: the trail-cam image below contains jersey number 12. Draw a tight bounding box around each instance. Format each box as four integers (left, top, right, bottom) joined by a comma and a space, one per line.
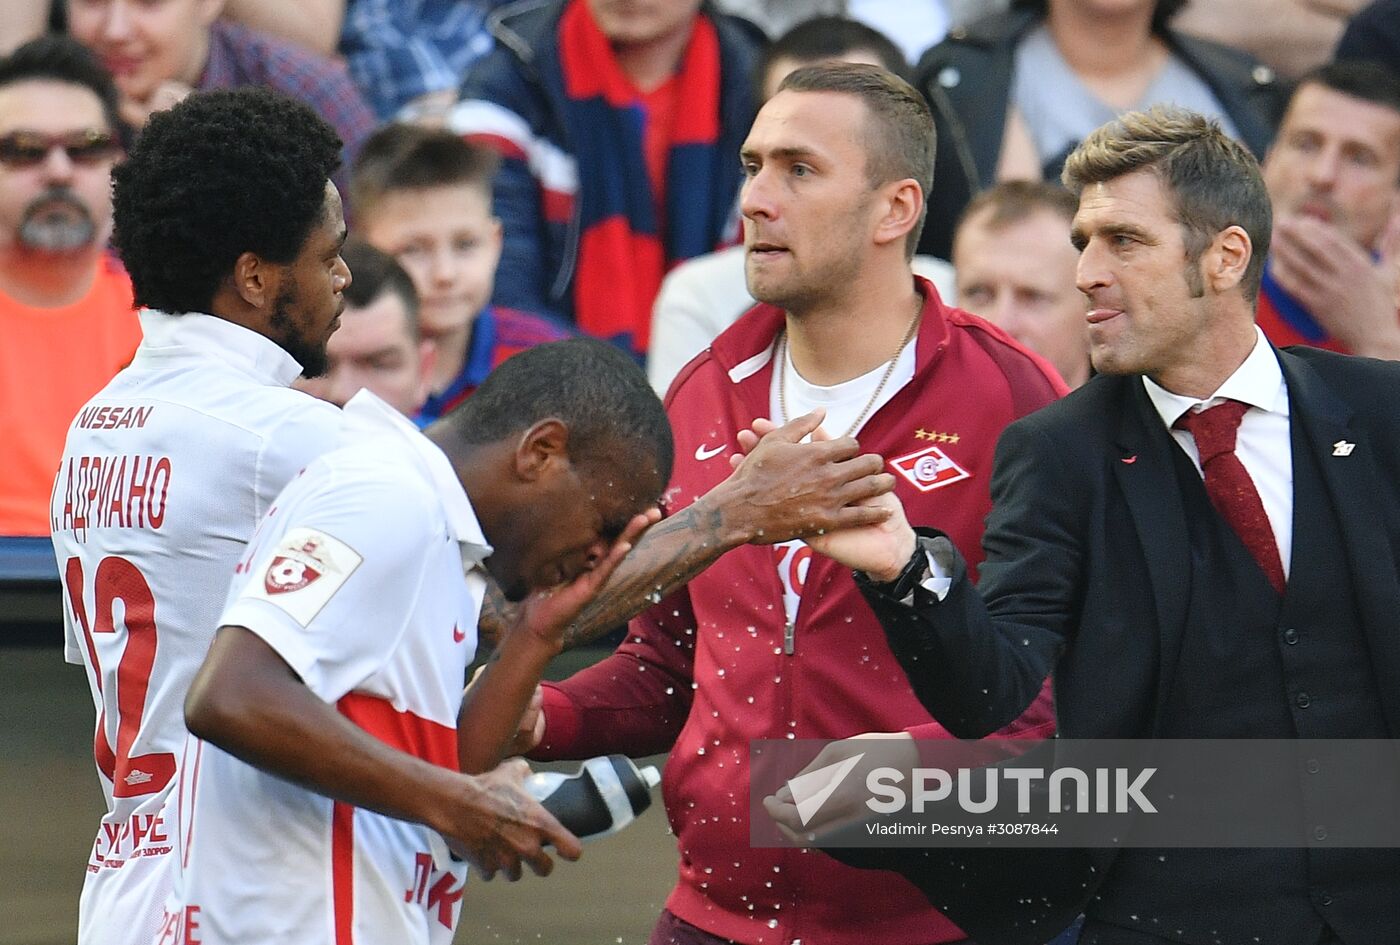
64, 555, 177, 798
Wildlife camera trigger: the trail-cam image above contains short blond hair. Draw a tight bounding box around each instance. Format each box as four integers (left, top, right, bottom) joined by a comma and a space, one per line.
779, 62, 935, 260
1062, 106, 1271, 301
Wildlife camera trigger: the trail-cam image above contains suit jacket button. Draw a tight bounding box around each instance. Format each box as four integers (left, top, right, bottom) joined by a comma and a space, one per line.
1296, 692, 1312, 708
1283, 628, 1299, 645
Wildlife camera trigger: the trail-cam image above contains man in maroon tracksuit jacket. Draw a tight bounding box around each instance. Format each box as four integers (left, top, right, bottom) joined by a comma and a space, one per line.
524, 64, 1065, 945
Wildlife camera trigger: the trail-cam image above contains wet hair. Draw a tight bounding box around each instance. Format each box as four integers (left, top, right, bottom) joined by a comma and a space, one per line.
1012, 0, 1187, 35
958, 179, 1079, 233
350, 123, 499, 218
1063, 105, 1271, 301
449, 338, 673, 488
111, 87, 342, 315
339, 240, 421, 340
758, 16, 909, 100
0, 34, 123, 138
778, 62, 935, 259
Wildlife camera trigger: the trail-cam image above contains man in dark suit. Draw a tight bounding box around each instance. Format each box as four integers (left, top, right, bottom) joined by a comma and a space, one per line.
767, 105, 1400, 945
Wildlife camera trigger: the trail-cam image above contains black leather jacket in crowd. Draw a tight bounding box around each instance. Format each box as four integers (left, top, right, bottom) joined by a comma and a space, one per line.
913, 8, 1291, 259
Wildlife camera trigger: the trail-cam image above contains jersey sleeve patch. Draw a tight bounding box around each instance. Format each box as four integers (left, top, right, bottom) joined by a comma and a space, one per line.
244, 526, 363, 626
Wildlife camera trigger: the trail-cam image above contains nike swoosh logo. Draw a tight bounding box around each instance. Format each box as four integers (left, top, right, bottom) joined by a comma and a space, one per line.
694, 443, 726, 461
452, 624, 465, 643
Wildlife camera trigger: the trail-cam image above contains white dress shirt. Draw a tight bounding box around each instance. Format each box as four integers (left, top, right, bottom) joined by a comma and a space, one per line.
1142, 326, 1293, 577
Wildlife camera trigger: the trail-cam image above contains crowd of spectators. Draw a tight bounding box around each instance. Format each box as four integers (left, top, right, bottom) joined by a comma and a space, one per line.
2, 0, 1399, 528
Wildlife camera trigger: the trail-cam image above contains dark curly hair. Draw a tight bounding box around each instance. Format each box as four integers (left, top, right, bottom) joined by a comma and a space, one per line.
111, 87, 342, 315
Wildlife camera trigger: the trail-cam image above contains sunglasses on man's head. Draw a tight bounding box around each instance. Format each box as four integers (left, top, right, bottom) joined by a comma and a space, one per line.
0, 129, 119, 168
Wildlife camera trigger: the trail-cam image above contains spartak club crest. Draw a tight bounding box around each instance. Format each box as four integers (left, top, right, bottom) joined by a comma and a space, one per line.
888, 444, 971, 493
264, 537, 327, 594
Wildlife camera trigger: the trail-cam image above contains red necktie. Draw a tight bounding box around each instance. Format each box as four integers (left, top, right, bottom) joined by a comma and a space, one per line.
1174, 399, 1286, 594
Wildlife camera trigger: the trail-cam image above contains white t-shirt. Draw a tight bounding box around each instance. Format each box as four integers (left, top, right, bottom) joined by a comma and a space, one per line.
51, 310, 341, 945
162, 391, 490, 945
767, 336, 917, 628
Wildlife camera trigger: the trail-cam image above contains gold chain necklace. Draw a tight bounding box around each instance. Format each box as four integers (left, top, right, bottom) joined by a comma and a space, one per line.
777, 297, 923, 438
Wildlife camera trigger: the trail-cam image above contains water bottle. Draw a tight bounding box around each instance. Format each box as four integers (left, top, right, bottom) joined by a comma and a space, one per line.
525, 754, 662, 841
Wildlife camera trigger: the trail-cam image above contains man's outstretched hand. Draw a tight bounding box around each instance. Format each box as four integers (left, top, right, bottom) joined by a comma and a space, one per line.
763, 732, 919, 842
732, 414, 914, 577
443, 757, 583, 880
711, 409, 897, 545
456, 509, 662, 773
512, 508, 661, 651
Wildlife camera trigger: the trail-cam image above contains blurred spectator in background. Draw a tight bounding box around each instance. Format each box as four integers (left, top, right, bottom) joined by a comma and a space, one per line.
712, 0, 1008, 62
1335, 0, 1400, 76
754, 13, 910, 99
221, 0, 345, 56
450, 0, 763, 356
647, 15, 956, 394
912, 0, 1287, 260
340, 0, 495, 121
952, 180, 1089, 388
1174, 0, 1369, 79
351, 124, 573, 424
0, 35, 138, 536
0, 0, 50, 55
1259, 61, 1400, 358
64, 0, 374, 197
295, 240, 435, 416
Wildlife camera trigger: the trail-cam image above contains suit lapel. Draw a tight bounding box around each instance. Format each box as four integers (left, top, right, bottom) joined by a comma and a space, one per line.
1280, 350, 1400, 734
1112, 379, 1192, 729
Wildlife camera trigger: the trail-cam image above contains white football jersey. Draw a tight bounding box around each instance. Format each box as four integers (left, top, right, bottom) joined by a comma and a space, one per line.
51, 310, 341, 945
161, 391, 488, 945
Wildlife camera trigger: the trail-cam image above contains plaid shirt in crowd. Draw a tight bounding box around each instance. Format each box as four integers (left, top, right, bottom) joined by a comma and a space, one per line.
340, 0, 497, 120
201, 20, 377, 199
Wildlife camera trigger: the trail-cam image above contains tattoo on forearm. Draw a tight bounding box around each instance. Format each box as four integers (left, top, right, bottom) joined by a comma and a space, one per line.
561, 501, 730, 649
475, 579, 517, 654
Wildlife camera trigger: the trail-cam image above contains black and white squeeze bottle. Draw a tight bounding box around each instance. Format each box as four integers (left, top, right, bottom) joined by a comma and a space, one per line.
524, 754, 662, 840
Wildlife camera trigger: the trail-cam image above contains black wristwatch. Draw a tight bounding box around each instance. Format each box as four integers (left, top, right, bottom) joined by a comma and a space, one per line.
865, 542, 932, 602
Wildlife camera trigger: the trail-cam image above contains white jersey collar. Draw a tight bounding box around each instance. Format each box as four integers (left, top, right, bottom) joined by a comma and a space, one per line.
341, 390, 493, 563
135, 309, 307, 387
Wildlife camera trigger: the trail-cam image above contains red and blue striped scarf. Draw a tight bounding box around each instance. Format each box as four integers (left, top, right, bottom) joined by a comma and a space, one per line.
558, 0, 724, 355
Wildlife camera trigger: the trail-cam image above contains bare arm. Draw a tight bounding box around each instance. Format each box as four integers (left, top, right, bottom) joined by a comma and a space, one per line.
186, 626, 581, 879
456, 511, 658, 773
221, 0, 346, 56
548, 410, 897, 648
